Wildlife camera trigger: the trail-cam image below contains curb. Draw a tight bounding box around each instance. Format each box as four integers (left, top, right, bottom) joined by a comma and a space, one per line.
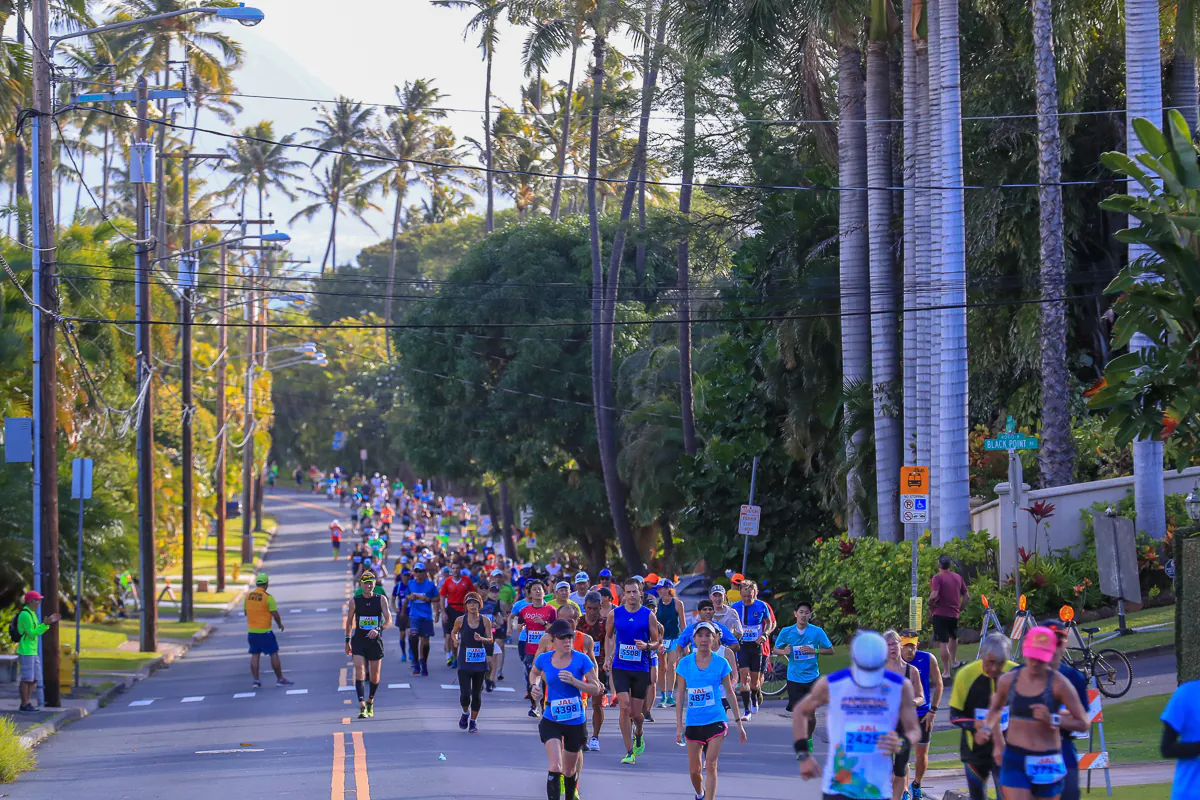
19, 522, 279, 749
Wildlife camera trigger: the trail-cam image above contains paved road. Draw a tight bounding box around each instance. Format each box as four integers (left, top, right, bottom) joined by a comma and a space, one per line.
11, 490, 826, 800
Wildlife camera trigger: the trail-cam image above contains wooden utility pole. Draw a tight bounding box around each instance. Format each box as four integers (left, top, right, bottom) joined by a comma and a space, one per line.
31, 0, 61, 707
135, 77, 157, 654
15, 0, 28, 244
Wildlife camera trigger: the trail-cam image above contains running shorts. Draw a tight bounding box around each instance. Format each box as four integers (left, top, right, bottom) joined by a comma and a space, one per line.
931, 614, 959, 643
684, 721, 727, 744
538, 718, 587, 752
395, 614, 410, 630
736, 645, 764, 672
411, 618, 434, 638
247, 631, 279, 655
917, 711, 933, 744
351, 633, 385, 661
892, 729, 913, 776
998, 744, 1065, 798
786, 679, 816, 712
443, 607, 463, 634
611, 668, 651, 700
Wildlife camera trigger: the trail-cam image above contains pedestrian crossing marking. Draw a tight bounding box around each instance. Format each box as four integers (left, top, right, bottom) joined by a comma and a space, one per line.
234, 692, 256, 698
338, 685, 355, 692
129, 699, 154, 706
182, 696, 205, 703
290, 609, 303, 613
492, 686, 515, 692
387, 683, 410, 689
287, 689, 309, 695
440, 684, 458, 689
317, 608, 329, 612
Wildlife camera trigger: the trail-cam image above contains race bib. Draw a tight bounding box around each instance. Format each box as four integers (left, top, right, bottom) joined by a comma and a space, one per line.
844, 725, 884, 754
688, 686, 715, 708
358, 615, 380, 630
527, 630, 544, 644
791, 646, 816, 660
618, 643, 641, 662
975, 706, 1009, 731
1025, 753, 1067, 785
593, 641, 601, 658
662, 638, 675, 650
465, 647, 486, 663
550, 696, 582, 722
742, 625, 762, 642
482, 613, 494, 621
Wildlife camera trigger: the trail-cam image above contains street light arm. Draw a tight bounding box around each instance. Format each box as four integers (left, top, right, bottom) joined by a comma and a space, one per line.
157, 233, 255, 263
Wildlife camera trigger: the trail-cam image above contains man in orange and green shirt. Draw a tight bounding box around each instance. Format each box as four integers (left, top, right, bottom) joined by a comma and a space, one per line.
244, 573, 294, 689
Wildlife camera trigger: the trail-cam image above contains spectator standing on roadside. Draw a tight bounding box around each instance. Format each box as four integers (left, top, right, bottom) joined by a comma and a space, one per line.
15, 590, 59, 712
929, 555, 969, 679
1162, 679, 1200, 800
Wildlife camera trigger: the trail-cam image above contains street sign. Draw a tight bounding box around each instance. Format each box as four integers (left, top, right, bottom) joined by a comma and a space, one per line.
984, 435, 1040, 451
738, 505, 761, 536
332, 431, 345, 451
900, 495, 929, 524
908, 596, 923, 630
900, 466, 929, 494
359, 448, 368, 462
71, 458, 93, 500
4, 417, 31, 463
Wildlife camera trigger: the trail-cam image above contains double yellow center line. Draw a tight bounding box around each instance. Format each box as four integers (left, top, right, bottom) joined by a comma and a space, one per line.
331, 730, 370, 800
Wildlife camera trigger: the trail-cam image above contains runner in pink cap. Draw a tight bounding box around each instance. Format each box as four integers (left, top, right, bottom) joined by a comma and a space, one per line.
1021, 626, 1058, 663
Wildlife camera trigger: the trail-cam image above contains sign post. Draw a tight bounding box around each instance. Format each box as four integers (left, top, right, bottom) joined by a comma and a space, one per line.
359, 448, 367, 479
983, 417, 1039, 603
900, 466, 929, 629
71, 458, 93, 689
738, 457, 760, 576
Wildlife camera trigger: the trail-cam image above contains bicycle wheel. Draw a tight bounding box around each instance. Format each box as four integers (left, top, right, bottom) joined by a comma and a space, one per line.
761, 653, 790, 698
1092, 648, 1133, 698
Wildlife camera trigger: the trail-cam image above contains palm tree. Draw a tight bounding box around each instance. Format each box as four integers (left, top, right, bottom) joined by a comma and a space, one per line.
1175, 0, 1198, 134
1031, 0, 1075, 488
486, 105, 548, 219
411, 126, 475, 225
220, 121, 305, 227
433, 0, 509, 233
361, 79, 445, 352
866, 0, 900, 541
289, 161, 381, 266
1126, 0, 1168, 537
301, 97, 375, 272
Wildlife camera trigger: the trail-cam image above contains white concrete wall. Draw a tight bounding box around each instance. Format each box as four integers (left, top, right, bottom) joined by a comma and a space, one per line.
972, 465, 1200, 578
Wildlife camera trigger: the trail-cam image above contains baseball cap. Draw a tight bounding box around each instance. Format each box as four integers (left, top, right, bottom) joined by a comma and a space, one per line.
574, 571, 589, 584
414, 562, 427, 571
460, 568, 471, 576
598, 568, 613, 578
899, 632, 920, 647
490, 569, 503, 577
360, 572, 377, 583
693, 621, 719, 637
441, 566, 452, 575
731, 573, 745, 584
709, 584, 726, 596
24, 590, 43, 602
850, 630, 889, 688
659, 578, 675, 589
645, 573, 660, 584
254, 573, 270, 585
1022, 626, 1057, 663
555, 581, 571, 591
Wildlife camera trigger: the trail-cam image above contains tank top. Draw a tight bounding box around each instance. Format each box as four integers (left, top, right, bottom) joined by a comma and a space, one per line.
353, 593, 384, 636
457, 615, 490, 672
612, 605, 652, 672
822, 668, 903, 798
906, 650, 933, 718
1009, 665, 1056, 719
656, 598, 680, 639
577, 615, 607, 663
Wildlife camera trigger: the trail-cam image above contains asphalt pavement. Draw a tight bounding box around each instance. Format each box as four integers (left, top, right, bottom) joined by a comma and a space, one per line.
9, 490, 825, 800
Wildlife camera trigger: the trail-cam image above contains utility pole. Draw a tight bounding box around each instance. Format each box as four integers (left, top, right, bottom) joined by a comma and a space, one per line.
179, 153, 194, 624
15, 0, 28, 244
30, 0, 61, 708
215, 245, 228, 593
134, 77, 157, 654
241, 253, 255, 566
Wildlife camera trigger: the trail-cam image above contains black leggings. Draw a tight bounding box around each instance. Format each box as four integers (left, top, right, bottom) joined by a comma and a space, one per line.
459, 670, 485, 713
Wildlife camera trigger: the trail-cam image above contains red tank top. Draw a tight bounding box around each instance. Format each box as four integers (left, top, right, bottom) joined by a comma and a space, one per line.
577, 615, 607, 663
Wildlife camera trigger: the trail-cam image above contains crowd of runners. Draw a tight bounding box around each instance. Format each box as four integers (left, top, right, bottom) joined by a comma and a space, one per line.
243, 469, 1162, 800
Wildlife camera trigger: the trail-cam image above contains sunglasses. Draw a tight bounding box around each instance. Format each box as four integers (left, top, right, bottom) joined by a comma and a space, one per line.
553, 634, 574, 642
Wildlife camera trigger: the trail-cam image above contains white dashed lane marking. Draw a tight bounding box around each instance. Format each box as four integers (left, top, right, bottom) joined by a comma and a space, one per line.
286, 689, 308, 695
233, 692, 256, 698
128, 699, 154, 707
181, 696, 205, 703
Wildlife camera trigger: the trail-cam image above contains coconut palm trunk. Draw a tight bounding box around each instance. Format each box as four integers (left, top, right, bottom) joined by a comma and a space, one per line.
838, 33, 870, 539
867, 2, 900, 542
914, 6, 933, 481
1175, 0, 1198, 134
320, 156, 344, 272
926, 0, 943, 540
484, 50, 495, 233
902, 0, 919, 482
678, 63, 699, 457
550, 34, 580, 219
1126, 0, 1167, 537
1031, 0, 1075, 487
384, 180, 407, 359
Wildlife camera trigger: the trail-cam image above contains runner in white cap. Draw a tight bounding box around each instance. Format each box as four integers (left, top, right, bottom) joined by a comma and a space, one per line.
792, 630, 921, 800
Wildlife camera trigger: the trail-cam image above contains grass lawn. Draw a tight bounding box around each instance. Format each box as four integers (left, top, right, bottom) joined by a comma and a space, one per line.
159, 520, 275, 581
98, 619, 206, 641
77, 649, 161, 673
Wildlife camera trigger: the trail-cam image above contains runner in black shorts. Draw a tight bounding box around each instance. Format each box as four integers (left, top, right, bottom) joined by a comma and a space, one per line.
345, 572, 391, 719
531, 619, 602, 800
605, 578, 663, 765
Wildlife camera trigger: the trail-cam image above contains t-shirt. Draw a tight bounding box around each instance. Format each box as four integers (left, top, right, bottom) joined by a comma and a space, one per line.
244, 589, 277, 633
534, 650, 593, 725
930, 570, 968, 618
1162, 680, 1200, 799
949, 658, 1018, 765
406, 579, 439, 620
519, 603, 557, 655
730, 599, 771, 643
512, 599, 530, 641
675, 620, 738, 651
774, 623, 834, 684
549, 597, 582, 615
498, 584, 516, 606
15, 607, 48, 657
676, 652, 733, 726
569, 591, 589, 608
440, 577, 475, 611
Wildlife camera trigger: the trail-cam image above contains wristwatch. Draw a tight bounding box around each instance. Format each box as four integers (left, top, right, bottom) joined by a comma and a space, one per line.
796, 752, 811, 762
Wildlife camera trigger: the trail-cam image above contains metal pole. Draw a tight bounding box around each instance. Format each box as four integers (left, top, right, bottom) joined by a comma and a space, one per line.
32, 0, 61, 708
15, 0, 27, 245
740, 456, 759, 577
215, 245, 227, 593
1009, 448, 1022, 602
135, 77, 157, 654
74, 495, 83, 688
180, 153, 193, 623
241, 254, 255, 564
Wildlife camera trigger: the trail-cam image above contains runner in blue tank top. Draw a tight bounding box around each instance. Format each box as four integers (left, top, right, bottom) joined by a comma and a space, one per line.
902, 632, 944, 800
604, 578, 663, 765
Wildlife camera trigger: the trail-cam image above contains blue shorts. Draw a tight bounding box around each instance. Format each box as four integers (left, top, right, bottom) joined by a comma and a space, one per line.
247, 631, 279, 655
411, 617, 435, 638
999, 744, 1066, 798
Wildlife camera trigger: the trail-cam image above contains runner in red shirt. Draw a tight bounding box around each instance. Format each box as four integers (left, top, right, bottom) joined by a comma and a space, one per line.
440, 569, 476, 668
516, 580, 558, 716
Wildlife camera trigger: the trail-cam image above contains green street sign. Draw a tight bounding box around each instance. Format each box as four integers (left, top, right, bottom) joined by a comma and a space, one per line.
984, 436, 1039, 451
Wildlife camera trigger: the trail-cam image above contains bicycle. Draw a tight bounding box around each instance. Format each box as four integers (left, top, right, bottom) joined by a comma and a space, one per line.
761, 651, 790, 698
1062, 619, 1133, 698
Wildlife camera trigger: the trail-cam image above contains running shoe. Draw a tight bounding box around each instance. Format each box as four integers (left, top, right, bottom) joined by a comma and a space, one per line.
448, 658, 457, 669
750, 704, 759, 714
657, 695, 668, 709
358, 707, 368, 719
643, 711, 655, 723
665, 695, 676, 707
633, 732, 645, 755
252, 680, 262, 689
740, 711, 752, 722
277, 678, 295, 687
528, 707, 539, 718
621, 751, 636, 765
469, 719, 478, 734
400, 653, 407, 662
446, 653, 454, 666
497, 671, 505, 680
412, 665, 421, 676
587, 736, 600, 751
910, 783, 923, 800
676, 732, 687, 747
600, 695, 609, 708
421, 664, 429, 677
366, 701, 374, 718
485, 679, 495, 692
459, 712, 470, 730
900, 791, 910, 800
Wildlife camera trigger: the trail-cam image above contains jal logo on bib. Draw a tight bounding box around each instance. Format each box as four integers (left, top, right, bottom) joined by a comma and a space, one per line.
844, 724, 883, 754
1025, 754, 1066, 784
550, 697, 581, 722
358, 616, 380, 630
465, 647, 486, 663
618, 643, 641, 661
688, 686, 715, 708
742, 625, 761, 642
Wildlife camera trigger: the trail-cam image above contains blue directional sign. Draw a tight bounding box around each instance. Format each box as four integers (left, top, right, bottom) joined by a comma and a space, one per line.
332, 431, 345, 451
